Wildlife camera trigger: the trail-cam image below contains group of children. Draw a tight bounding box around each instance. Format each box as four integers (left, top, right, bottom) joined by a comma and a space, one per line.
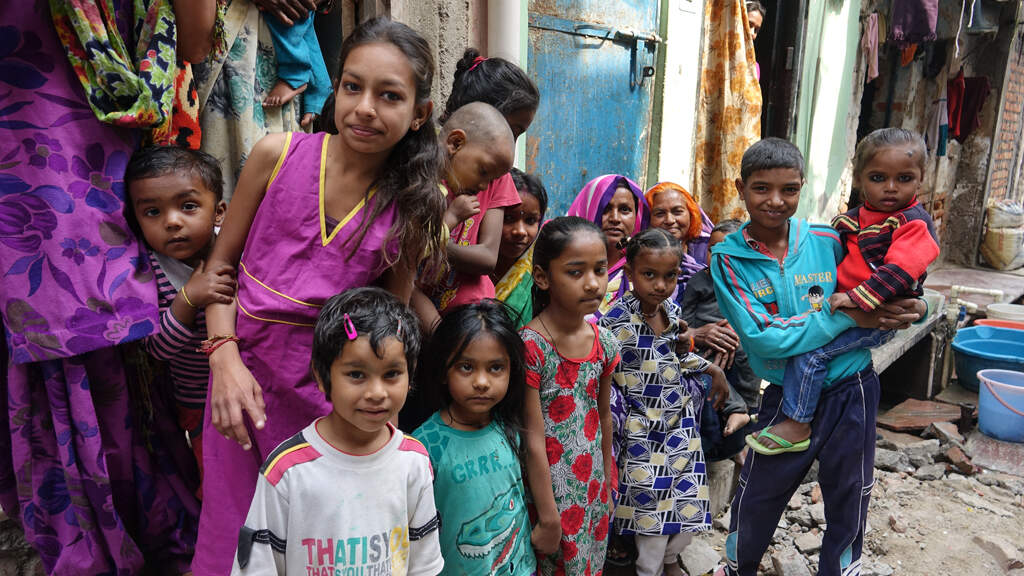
120, 15, 937, 576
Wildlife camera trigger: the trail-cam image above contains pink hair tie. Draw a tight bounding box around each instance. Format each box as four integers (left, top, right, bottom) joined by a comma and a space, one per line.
467, 56, 488, 72
343, 314, 358, 340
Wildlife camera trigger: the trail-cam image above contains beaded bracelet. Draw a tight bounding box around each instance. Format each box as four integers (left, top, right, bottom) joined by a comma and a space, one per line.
199, 335, 240, 356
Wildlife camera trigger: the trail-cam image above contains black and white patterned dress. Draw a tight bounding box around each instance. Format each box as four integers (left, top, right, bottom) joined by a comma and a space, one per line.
598, 293, 712, 536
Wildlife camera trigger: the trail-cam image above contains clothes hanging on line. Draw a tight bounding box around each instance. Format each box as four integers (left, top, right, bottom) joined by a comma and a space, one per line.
890, 0, 939, 48
862, 13, 880, 83
926, 84, 949, 157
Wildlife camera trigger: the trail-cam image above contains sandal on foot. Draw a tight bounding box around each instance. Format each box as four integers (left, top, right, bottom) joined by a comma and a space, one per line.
745, 428, 810, 455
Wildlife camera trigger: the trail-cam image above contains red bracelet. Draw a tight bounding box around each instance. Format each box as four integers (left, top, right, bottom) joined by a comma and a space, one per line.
199, 335, 240, 356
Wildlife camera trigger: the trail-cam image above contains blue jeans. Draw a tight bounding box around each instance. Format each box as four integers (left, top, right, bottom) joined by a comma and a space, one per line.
782, 328, 893, 422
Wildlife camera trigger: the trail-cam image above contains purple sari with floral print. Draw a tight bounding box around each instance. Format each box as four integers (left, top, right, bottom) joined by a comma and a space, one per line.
0, 3, 199, 574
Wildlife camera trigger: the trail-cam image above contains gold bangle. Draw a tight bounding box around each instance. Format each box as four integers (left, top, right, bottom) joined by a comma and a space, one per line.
180, 286, 197, 308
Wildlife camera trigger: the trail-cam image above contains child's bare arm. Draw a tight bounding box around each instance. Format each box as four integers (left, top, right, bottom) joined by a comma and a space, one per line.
206, 133, 286, 451
446, 207, 504, 275
409, 287, 440, 335
523, 387, 562, 556
598, 371, 614, 504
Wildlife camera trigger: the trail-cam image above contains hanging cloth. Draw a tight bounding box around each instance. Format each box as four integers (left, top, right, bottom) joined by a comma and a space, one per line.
955, 76, 991, 142
948, 69, 966, 138
889, 0, 939, 48
862, 13, 880, 83
49, 0, 200, 146
693, 0, 762, 222
925, 84, 949, 157
901, 44, 919, 67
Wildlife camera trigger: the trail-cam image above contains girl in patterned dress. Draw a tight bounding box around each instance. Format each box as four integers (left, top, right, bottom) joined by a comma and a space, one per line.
598, 228, 728, 576
521, 216, 621, 576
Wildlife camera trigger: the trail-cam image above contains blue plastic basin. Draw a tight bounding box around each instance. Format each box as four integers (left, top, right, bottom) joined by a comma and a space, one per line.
952, 326, 1024, 392
977, 370, 1024, 443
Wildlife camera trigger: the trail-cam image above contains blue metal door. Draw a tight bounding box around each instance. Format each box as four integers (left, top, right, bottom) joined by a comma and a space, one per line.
526, 0, 661, 216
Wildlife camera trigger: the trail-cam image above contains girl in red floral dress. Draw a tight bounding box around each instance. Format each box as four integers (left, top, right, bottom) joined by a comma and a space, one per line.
521, 216, 621, 576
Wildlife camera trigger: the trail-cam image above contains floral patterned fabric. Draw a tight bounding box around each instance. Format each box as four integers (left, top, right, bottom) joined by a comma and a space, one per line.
693, 0, 762, 223
194, 0, 301, 201
522, 324, 620, 576
49, 0, 201, 146
0, 3, 200, 574
598, 293, 711, 537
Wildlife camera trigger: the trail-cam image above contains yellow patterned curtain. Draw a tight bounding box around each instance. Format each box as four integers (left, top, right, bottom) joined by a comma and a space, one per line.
693, 0, 762, 223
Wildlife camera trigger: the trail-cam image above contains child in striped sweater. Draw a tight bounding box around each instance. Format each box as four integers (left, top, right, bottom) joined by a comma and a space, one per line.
125, 146, 236, 486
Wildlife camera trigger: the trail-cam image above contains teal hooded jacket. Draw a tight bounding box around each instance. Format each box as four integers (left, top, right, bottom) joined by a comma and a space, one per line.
710, 218, 870, 388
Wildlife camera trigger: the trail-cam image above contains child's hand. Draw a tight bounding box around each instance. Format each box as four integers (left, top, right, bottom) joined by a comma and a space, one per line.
446, 194, 481, 227
723, 412, 751, 436
183, 261, 237, 308
707, 364, 729, 411
531, 517, 562, 556
828, 292, 856, 312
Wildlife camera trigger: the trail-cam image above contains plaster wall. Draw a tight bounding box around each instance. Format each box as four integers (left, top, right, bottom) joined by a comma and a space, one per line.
656, 0, 706, 189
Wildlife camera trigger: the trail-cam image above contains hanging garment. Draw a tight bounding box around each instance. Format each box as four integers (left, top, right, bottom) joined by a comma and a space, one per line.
955, 76, 991, 142
901, 43, 919, 67
925, 85, 949, 157
693, 0, 762, 222
948, 69, 966, 139
925, 39, 948, 79
862, 13, 880, 83
889, 0, 939, 48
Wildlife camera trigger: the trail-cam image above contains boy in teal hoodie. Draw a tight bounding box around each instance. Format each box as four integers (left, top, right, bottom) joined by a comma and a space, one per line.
710, 138, 925, 576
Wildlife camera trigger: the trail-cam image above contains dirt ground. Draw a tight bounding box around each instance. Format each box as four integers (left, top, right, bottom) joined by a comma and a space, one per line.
607, 450, 1024, 576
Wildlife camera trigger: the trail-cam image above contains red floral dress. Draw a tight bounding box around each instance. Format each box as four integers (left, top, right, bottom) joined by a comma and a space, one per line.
522, 324, 621, 576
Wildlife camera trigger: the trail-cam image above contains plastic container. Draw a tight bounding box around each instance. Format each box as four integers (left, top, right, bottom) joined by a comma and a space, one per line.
987, 303, 1024, 322
976, 369, 1024, 443
952, 326, 1024, 391
975, 318, 1024, 331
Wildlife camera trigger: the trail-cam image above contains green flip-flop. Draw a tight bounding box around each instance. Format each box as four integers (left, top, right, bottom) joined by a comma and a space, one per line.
745, 428, 811, 456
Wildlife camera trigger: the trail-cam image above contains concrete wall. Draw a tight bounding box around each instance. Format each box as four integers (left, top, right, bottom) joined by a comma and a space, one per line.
390, 0, 487, 114
793, 0, 863, 223
656, 0, 706, 189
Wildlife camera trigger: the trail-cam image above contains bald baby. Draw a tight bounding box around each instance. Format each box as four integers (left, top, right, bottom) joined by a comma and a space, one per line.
442, 102, 515, 195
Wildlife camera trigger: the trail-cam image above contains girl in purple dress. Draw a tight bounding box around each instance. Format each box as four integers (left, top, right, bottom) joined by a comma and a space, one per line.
192, 19, 446, 575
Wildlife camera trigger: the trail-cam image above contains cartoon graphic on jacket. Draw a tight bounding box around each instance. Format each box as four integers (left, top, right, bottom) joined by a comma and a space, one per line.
710, 219, 871, 387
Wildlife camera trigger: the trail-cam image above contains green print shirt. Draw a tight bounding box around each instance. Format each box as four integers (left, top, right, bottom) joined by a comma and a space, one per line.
413, 413, 536, 576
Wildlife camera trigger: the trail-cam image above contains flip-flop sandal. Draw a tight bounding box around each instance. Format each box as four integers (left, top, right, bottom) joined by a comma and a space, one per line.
745, 428, 810, 455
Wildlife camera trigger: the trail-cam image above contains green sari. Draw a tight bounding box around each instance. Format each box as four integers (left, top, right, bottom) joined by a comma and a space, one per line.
494, 244, 534, 329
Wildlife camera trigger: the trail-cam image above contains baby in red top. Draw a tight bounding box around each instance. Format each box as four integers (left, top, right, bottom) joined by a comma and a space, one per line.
746, 128, 939, 455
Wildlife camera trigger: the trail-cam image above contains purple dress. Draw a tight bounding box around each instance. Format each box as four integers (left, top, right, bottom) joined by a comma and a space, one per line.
1, 4, 199, 574
192, 131, 399, 575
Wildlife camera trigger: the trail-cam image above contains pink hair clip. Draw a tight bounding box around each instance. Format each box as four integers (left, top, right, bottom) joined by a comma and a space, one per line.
467, 56, 488, 72
343, 313, 358, 340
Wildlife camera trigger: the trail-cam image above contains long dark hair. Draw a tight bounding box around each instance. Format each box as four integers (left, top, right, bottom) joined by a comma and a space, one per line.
330, 18, 446, 274
623, 227, 683, 265
418, 300, 526, 453
531, 216, 605, 316
441, 48, 540, 123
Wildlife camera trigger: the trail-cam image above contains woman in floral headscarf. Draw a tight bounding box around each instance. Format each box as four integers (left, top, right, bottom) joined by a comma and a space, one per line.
567, 174, 650, 319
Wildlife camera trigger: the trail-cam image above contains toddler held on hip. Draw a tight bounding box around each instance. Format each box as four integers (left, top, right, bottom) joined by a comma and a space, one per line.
746, 128, 938, 456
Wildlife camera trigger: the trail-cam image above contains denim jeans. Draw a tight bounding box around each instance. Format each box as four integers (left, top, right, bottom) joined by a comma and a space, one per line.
781, 328, 893, 422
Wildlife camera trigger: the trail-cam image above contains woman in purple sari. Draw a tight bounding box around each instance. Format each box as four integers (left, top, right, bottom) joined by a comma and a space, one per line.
0, 2, 215, 573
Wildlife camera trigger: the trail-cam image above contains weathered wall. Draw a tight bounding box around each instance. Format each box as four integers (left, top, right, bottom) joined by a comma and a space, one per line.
850, 0, 1020, 265
987, 12, 1024, 204
793, 0, 864, 223
391, 0, 486, 114
656, 0, 706, 189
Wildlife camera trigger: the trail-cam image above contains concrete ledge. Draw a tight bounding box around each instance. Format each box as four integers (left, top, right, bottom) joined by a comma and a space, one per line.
871, 291, 946, 374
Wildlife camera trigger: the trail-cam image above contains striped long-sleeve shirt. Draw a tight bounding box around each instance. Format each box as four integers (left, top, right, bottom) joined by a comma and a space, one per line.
832, 200, 940, 311
143, 252, 209, 409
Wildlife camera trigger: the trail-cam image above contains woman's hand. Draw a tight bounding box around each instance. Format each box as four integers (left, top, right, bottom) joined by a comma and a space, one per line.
209, 343, 266, 450
252, 0, 317, 26
531, 517, 562, 556
684, 319, 738, 368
